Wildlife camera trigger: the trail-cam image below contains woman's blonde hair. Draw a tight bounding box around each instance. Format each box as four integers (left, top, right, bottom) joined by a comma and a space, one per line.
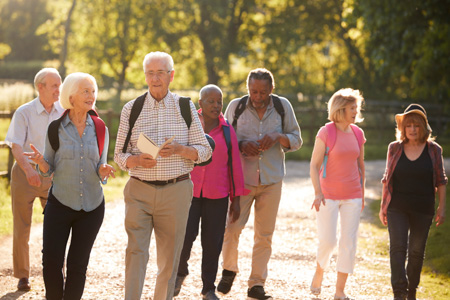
327, 88, 364, 123
395, 113, 433, 143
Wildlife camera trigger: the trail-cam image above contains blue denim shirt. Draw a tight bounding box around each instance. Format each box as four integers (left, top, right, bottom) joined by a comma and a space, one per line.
39, 113, 109, 212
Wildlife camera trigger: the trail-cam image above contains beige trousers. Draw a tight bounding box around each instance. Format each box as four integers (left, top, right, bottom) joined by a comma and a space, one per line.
123, 177, 193, 300
11, 162, 52, 279
221, 181, 282, 288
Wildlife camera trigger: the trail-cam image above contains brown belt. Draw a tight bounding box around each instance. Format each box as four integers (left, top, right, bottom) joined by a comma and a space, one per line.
131, 174, 190, 186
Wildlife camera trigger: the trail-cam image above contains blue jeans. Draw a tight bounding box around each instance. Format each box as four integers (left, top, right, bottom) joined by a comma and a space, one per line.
387, 208, 433, 298
177, 196, 229, 295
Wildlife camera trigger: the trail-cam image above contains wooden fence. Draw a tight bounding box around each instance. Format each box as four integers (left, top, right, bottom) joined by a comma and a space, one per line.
1, 101, 448, 179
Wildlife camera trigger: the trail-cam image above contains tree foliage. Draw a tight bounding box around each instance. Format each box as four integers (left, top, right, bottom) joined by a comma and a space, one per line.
0, 0, 56, 61
0, 0, 448, 106
355, 0, 450, 101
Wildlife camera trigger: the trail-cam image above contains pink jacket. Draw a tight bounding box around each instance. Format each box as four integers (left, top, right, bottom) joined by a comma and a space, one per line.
191, 112, 248, 200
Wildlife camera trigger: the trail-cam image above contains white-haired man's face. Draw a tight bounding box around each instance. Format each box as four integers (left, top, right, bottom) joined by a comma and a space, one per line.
144, 58, 174, 101
38, 73, 61, 104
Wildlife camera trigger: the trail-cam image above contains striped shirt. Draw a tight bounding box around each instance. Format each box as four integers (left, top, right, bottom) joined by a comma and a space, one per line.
114, 91, 212, 181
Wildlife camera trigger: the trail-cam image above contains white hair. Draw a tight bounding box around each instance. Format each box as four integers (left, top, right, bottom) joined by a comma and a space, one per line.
60, 72, 98, 109
143, 51, 174, 71
34, 68, 61, 91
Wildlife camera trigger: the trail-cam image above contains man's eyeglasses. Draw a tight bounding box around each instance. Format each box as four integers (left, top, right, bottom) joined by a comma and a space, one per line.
145, 70, 172, 78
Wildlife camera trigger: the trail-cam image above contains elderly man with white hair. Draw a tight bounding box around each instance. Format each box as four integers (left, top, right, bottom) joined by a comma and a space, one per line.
114, 51, 212, 300
26, 72, 115, 299
5, 68, 64, 291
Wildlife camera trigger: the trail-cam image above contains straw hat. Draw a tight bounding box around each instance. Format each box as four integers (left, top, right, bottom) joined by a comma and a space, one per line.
395, 103, 432, 131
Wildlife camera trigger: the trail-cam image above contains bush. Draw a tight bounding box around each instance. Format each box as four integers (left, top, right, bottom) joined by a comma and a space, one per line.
0, 60, 44, 81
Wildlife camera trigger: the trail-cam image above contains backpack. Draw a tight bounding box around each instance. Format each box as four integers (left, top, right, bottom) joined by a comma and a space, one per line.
48, 109, 106, 157
231, 94, 286, 131
321, 122, 364, 178
221, 120, 236, 197
121, 92, 214, 166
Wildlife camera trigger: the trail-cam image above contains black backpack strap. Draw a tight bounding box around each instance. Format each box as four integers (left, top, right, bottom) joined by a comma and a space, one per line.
232, 95, 248, 130
271, 95, 285, 131
222, 120, 235, 197
48, 110, 69, 152
178, 97, 192, 129
122, 92, 147, 153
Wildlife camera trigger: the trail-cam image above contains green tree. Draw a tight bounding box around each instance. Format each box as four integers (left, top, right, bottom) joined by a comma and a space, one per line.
0, 0, 55, 61
70, 0, 153, 108
356, 0, 450, 101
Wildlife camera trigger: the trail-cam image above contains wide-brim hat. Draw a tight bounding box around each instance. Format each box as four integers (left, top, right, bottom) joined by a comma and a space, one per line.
395, 103, 432, 131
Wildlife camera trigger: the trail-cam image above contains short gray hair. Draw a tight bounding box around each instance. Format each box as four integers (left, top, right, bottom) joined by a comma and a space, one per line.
143, 51, 174, 71
246, 68, 275, 90
199, 84, 222, 100
60, 72, 98, 109
34, 68, 61, 91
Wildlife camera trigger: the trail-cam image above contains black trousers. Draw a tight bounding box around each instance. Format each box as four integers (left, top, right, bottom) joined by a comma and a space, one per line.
42, 190, 104, 300
177, 195, 229, 295
387, 208, 433, 298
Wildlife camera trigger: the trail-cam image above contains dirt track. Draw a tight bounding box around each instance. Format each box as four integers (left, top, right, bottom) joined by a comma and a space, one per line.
0, 160, 447, 299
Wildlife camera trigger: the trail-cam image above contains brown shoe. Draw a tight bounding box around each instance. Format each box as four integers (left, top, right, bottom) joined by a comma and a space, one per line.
17, 278, 31, 291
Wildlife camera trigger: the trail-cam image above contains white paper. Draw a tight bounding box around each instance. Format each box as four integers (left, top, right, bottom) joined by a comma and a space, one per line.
137, 133, 175, 158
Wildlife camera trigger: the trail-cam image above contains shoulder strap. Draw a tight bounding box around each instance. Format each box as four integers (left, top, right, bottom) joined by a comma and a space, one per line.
324, 122, 337, 153
350, 124, 364, 149
48, 109, 106, 157
271, 95, 285, 130
88, 110, 106, 157
232, 96, 248, 130
178, 97, 192, 129
222, 120, 235, 197
48, 110, 69, 152
322, 122, 337, 178
122, 92, 147, 153
232, 95, 286, 131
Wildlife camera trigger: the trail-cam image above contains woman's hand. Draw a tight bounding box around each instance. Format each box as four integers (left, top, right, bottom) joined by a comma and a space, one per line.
311, 193, 325, 212
379, 209, 387, 226
23, 144, 46, 165
435, 205, 446, 227
99, 164, 116, 181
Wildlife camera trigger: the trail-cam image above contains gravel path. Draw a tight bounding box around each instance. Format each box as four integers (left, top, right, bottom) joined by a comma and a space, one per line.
0, 160, 446, 299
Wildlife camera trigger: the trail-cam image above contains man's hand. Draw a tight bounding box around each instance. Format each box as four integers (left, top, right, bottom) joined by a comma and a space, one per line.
25, 168, 41, 187
239, 141, 261, 157
257, 132, 281, 151
229, 196, 241, 223
137, 153, 157, 168
159, 140, 182, 158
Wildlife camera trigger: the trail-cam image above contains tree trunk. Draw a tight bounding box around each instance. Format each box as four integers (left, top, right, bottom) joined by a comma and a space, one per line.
59, 0, 77, 78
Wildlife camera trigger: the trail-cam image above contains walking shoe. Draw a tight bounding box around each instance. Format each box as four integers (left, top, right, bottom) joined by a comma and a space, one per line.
202, 290, 220, 300
247, 285, 273, 300
393, 292, 407, 300
17, 278, 31, 291
217, 269, 236, 295
173, 275, 186, 297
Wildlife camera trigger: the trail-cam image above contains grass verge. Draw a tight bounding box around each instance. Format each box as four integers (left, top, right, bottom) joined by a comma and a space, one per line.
366, 196, 450, 299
